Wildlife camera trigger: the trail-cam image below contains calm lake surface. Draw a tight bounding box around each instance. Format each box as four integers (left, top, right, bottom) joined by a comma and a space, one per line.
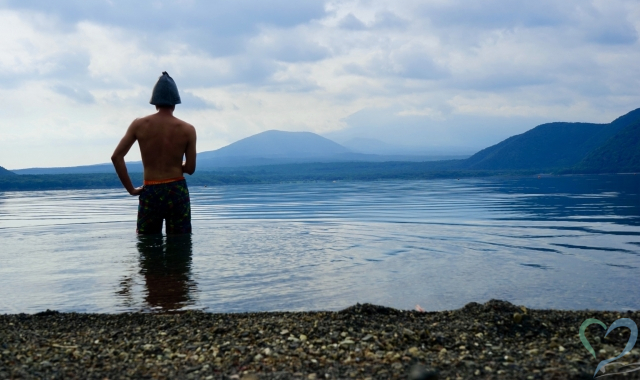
1, 175, 639, 314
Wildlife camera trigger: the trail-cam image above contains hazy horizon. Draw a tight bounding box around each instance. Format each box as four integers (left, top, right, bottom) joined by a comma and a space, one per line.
9, 130, 477, 172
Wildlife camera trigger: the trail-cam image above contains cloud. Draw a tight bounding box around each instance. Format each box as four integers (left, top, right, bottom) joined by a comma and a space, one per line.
371, 11, 408, 29
5, 0, 327, 35
179, 91, 219, 110
418, 0, 572, 29
247, 27, 331, 63
2, 0, 640, 169
52, 84, 95, 104
580, 6, 638, 45
338, 13, 367, 30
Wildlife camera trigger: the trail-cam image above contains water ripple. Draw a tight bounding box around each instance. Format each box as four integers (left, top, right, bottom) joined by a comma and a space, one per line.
1, 176, 639, 313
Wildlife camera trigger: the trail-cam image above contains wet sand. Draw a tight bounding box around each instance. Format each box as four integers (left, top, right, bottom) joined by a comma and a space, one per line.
1, 300, 639, 379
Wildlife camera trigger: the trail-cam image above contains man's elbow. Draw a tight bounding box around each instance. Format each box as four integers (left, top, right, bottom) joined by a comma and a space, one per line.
183, 162, 196, 175
111, 154, 123, 163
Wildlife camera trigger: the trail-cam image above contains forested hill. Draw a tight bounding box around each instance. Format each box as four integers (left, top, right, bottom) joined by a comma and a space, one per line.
461, 108, 640, 171
0, 166, 15, 176
572, 119, 640, 173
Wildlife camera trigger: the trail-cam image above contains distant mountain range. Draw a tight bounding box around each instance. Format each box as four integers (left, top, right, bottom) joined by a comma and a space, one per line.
459, 108, 640, 171
461, 109, 640, 170
0, 166, 15, 176
11, 130, 468, 174
7, 108, 640, 176
339, 137, 473, 156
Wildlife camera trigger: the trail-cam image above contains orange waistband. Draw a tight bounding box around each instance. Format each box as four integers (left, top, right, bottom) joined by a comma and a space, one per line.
143, 176, 185, 186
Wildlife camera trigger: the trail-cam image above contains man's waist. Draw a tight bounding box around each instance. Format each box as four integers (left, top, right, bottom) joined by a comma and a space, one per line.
143, 176, 185, 186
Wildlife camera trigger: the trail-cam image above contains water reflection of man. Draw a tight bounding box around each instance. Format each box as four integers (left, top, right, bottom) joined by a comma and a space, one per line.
136, 234, 196, 312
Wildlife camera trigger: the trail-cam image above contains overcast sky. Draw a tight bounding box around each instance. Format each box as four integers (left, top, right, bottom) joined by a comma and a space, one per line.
1, 0, 640, 169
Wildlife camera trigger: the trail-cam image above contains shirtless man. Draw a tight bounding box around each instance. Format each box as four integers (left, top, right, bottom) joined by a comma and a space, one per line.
111, 72, 197, 234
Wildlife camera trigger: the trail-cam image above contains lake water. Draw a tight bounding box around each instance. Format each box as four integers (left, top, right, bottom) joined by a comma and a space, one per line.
1, 175, 639, 314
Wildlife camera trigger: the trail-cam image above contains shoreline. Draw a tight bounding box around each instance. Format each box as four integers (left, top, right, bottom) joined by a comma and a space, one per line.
2, 300, 639, 379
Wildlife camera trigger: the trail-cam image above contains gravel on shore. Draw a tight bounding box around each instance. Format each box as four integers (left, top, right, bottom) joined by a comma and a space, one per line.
1, 300, 639, 380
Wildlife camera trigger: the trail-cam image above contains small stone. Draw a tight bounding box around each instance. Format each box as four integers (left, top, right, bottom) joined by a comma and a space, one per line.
527, 349, 539, 355
408, 347, 420, 356
439, 348, 447, 355
308, 374, 317, 380
403, 328, 415, 336
558, 346, 565, 352
408, 364, 439, 380
263, 348, 272, 356
40, 361, 52, 368
280, 330, 289, 335
341, 332, 348, 337
300, 334, 307, 342
253, 354, 263, 361
362, 334, 373, 341
513, 313, 523, 324
142, 344, 155, 351
340, 339, 355, 346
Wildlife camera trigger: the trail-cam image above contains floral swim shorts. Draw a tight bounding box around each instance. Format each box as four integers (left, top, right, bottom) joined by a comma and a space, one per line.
137, 178, 191, 234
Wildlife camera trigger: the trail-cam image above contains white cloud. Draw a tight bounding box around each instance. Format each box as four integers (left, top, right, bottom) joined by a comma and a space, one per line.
1, 0, 640, 169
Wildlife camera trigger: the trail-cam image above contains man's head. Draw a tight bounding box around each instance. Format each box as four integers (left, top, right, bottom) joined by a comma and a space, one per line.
150, 71, 181, 107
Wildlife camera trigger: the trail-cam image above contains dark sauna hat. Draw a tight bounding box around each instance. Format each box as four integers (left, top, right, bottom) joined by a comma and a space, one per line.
150, 71, 181, 106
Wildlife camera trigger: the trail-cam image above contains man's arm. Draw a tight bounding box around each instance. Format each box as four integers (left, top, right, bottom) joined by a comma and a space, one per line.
111, 120, 143, 195
182, 125, 197, 175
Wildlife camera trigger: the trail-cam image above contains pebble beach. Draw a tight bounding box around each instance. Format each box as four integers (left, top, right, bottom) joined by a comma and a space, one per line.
1, 300, 639, 380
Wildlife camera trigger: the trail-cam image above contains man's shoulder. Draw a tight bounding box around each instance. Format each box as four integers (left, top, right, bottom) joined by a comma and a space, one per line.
173, 116, 196, 132
130, 115, 154, 127
173, 115, 194, 127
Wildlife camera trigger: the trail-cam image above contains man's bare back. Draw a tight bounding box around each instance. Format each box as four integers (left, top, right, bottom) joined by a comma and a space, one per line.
111, 72, 196, 234
111, 107, 197, 195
